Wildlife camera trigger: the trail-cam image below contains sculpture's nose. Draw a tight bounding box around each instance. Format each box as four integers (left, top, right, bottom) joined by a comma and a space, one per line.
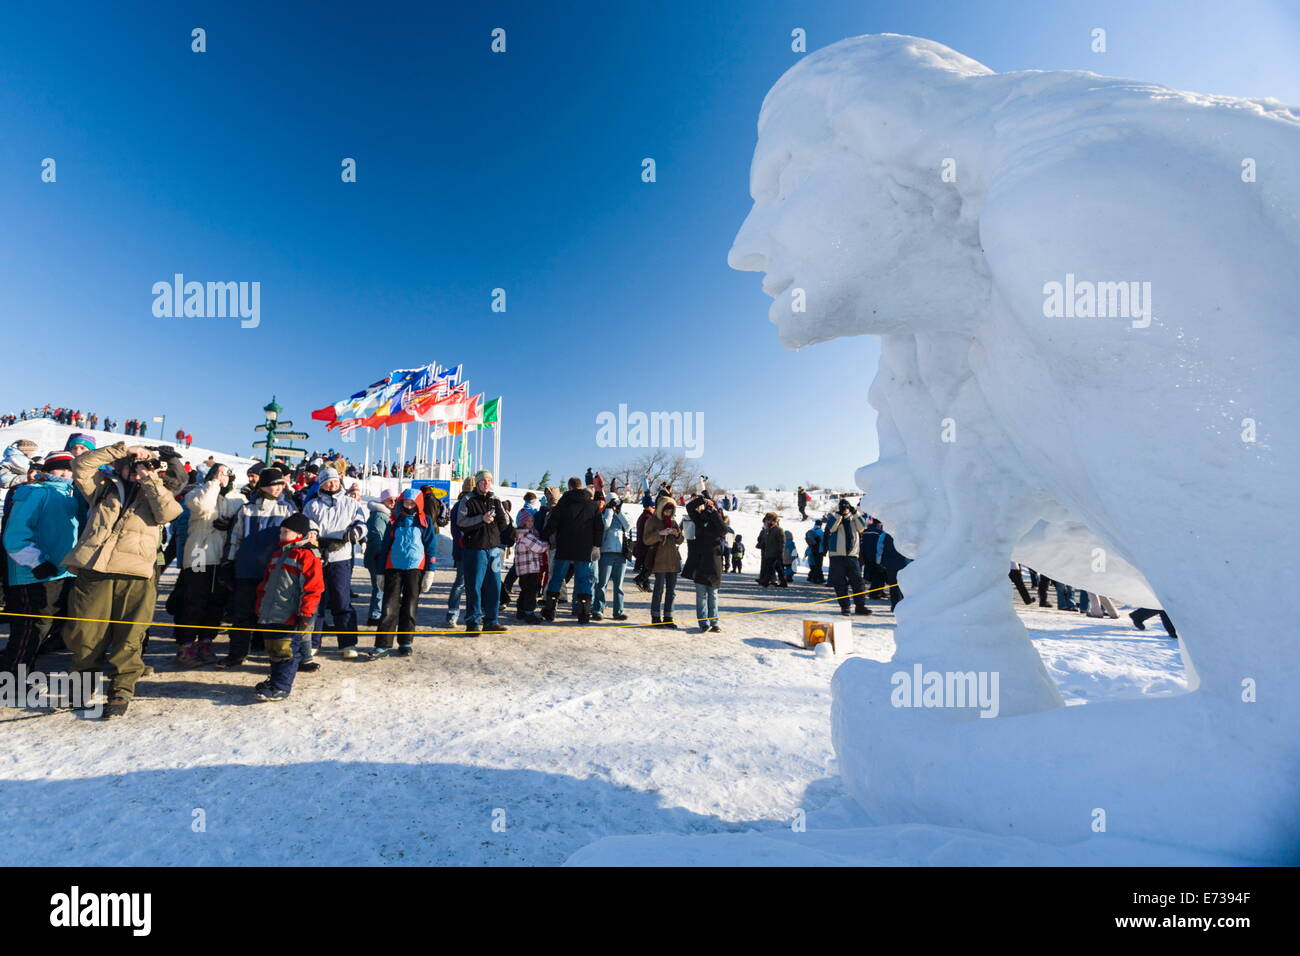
727, 209, 768, 273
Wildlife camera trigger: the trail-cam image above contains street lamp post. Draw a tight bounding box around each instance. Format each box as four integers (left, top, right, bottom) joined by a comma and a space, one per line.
253, 397, 307, 467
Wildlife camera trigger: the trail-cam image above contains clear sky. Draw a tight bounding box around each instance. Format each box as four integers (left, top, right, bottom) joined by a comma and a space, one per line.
2, 0, 1297, 489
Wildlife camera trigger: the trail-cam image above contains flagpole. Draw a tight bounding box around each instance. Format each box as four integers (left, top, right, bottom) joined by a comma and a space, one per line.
398, 423, 407, 490
494, 397, 502, 482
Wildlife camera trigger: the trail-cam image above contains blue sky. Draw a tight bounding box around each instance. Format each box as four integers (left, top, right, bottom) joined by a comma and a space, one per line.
2, 0, 1297, 488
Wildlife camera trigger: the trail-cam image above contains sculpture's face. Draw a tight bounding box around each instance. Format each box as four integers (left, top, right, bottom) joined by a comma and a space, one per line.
729, 130, 894, 348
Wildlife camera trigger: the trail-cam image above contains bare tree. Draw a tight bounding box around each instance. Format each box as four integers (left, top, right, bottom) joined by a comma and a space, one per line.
602, 449, 692, 497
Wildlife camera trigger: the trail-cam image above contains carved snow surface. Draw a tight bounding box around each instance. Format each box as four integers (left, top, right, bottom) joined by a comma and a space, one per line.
729, 34, 1300, 861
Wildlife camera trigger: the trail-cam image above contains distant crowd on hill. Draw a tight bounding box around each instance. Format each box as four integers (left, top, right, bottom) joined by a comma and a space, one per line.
0, 406, 188, 441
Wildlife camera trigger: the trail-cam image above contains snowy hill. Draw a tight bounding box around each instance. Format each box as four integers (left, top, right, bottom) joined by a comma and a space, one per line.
0, 418, 256, 474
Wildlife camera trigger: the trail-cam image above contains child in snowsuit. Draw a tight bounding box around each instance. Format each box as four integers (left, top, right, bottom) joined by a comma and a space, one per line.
782, 530, 797, 583
512, 509, 549, 623
252, 514, 325, 701
730, 535, 745, 573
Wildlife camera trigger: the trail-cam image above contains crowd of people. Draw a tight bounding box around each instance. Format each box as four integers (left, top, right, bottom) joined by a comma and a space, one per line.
1, 424, 1176, 719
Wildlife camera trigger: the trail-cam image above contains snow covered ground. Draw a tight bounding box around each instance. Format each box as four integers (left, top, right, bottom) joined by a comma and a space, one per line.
0, 481, 1218, 866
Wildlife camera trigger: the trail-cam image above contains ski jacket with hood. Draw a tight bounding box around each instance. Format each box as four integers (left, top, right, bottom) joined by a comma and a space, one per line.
3, 475, 83, 586
376, 488, 438, 571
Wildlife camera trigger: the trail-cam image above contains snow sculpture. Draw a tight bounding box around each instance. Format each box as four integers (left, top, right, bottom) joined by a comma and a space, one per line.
729, 35, 1300, 860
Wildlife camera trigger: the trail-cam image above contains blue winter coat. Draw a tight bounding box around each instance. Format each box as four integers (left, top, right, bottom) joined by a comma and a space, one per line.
377, 489, 437, 571
2, 476, 84, 585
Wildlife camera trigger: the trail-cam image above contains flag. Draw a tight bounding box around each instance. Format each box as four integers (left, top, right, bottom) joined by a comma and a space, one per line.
464, 393, 484, 427
475, 397, 500, 430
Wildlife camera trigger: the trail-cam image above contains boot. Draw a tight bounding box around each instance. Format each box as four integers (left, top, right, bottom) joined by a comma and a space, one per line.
541, 594, 558, 622
575, 596, 591, 624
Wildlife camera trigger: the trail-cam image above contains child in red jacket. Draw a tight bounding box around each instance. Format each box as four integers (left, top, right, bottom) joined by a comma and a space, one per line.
251, 514, 325, 701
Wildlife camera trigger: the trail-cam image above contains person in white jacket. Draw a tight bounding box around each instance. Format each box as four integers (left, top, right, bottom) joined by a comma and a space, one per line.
303, 467, 367, 658
174, 464, 246, 666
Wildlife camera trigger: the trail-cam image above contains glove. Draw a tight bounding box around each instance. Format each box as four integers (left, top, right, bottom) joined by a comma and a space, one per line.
212, 517, 232, 531
347, 524, 367, 544
33, 561, 59, 580
421, 571, 435, 593
320, 538, 346, 554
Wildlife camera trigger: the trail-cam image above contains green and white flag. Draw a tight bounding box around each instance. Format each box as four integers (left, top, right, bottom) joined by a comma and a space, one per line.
476, 397, 500, 430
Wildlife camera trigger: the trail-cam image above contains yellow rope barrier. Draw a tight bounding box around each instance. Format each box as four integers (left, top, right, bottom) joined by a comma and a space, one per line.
0, 585, 896, 637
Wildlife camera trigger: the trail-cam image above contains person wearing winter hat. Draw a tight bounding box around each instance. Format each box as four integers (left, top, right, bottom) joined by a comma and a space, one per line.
823, 498, 873, 617
0, 440, 38, 490
0, 450, 82, 675
756, 512, 787, 588
247, 513, 324, 701
59, 442, 184, 718
362, 488, 395, 625
64, 433, 96, 456
372, 488, 438, 656
303, 465, 367, 656
459, 470, 510, 634
592, 494, 630, 621
240, 459, 265, 498
173, 463, 247, 666
539, 477, 602, 625
220, 466, 298, 667
442, 477, 478, 628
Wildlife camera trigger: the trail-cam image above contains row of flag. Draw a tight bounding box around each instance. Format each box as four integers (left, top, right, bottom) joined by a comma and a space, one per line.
310, 363, 500, 435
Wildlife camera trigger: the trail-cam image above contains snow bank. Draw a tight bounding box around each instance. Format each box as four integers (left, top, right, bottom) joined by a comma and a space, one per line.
729, 35, 1300, 860
0, 419, 255, 475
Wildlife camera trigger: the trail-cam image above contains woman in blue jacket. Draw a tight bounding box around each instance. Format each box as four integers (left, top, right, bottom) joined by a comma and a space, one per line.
373, 488, 437, 656
1, 451, 83, 673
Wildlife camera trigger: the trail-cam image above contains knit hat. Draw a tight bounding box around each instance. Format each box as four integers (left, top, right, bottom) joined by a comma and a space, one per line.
43, 451, 76, 471
259, 466, 286, 485
379, 488, 396, 502
13, 440, 37, 455
247, 460, 265, 476
317, 467, 341, 483
64, 433, 96, 453
280, 513, 317, 537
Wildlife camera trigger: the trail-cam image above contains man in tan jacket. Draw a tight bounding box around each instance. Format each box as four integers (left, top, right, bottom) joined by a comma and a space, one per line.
60, 441, 183, 718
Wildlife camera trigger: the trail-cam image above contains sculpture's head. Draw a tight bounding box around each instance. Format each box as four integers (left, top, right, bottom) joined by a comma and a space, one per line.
728, 35, 994, 348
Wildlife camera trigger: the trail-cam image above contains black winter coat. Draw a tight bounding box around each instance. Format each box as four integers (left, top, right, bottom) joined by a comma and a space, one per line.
460, 491, 508, 550
688, 500, 727, 589
544, 488, 602, 562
